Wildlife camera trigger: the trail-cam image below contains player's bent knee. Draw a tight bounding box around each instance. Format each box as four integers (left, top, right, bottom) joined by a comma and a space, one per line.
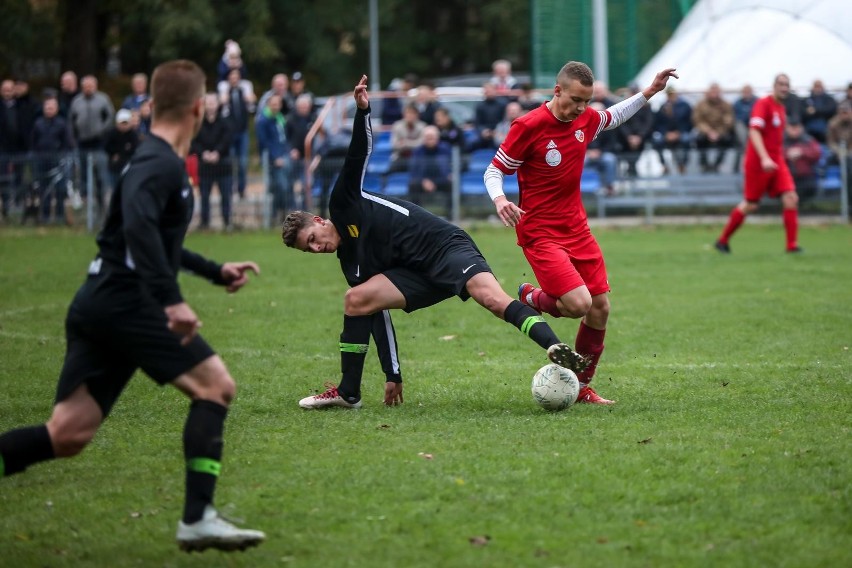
559, 294, 592, 318
343, 288, 372, 316
47, 421, 97, 457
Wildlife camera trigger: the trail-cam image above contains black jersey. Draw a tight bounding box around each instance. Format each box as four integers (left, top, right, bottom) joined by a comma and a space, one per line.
329, 106, 464, 285
94, 134, 224, 306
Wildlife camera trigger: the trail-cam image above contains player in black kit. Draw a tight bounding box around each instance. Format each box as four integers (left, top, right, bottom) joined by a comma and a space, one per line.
0, 60, 265, 552
282, 76, 587, 409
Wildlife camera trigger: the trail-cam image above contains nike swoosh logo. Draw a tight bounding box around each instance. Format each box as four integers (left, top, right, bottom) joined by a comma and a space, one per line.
355, 265, 360, 278
462, 264, 476, 274
181, 188, 190, 198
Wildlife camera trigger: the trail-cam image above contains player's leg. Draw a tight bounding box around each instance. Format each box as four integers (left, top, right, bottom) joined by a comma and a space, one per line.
775, 164, 801, 252
343, 274, 407, 315
464, 272, 588, 373
170, 355, 265, 551
717, 164, 766, 251
0, 384, 104, 477
519, 240, 592, 319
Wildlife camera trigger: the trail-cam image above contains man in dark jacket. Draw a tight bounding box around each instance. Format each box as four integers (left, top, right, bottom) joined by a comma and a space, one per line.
30, 95, 75, 223
190, 93, 234, 229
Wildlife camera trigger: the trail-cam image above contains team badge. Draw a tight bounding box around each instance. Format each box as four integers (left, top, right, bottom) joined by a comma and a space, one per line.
347, 224, 359, 237
574, 130, 585, 143
772, 112, 781, 127
545, 149, 562, 167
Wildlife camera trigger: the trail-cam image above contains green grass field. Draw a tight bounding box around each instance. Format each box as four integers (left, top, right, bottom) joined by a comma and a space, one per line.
0, 222, 850, 567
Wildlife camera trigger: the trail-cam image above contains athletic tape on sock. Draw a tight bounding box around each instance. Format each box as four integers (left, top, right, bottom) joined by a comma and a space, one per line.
187, 457, 221, 476
520, 315, 546, 336
339, 342, 369, 353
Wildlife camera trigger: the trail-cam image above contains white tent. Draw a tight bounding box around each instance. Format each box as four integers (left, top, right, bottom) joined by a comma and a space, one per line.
634, 0, 852, 98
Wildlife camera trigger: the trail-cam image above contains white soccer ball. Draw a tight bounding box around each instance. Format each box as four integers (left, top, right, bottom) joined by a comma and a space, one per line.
531, 363, 580, 411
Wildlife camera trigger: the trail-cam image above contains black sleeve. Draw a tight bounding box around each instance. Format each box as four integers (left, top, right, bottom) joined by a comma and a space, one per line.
329, 105, 372, 213
181, 249, 227, 285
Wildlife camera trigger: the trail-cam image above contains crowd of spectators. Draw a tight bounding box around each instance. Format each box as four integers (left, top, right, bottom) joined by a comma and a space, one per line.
1, 50, 850, 227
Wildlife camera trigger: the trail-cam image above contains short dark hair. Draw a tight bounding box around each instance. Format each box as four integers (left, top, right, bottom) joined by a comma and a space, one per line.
557, 61, 594, 87
281, 211, 316, 248
150, 60, 205, 122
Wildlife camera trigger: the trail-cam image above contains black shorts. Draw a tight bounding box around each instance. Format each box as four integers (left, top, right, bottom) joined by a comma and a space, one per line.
383, 234, 492, 313
55, 273, 215, 416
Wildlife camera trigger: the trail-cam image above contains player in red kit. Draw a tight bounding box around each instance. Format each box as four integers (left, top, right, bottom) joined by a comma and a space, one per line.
483, 61, 678, 405
716, 73, 801, 253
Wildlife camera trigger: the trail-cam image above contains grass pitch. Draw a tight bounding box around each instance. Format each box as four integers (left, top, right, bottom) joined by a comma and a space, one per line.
0, 221, 850, 567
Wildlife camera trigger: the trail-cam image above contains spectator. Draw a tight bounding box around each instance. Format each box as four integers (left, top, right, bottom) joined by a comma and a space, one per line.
827, 101, 852, 200
380, 73, 417, 126
827, 101, 852, 158
801, 79, 837, 144
57, 70, 79, 118
134, 98, 152, 137
652, 86, 693, 174
472, 82, 506, 150
839, 82, 852, 108
103, 108, 140, 188
14, 79, 38, 127
257, 94, 291, 222
70, 75, 114, 212
0, 78, 30, 219
584, 102, 620, 194
413, 84, 439, 125
617, 82, 654, 177
29, 95, 75, 224
191, 93, 234, 230
433, 107, 464, 148
783, 121, 823, 202
309, 125, 350, 218
257, 73, 292, 119
407, 125, 452, 217
219, 68, 255, 199
692, 82, 736, 173
493, 101, 524, 147
516, 82, 544, 112
217, 40, 248, 83
591, 80, 617, 107
783, 84, 802, 126
121, 73, 148, 110
289, 71, 314, 105
285, 93, 315, 200
489, 59, 518, 103
733, 84, 758, 170
389, 103, 426, 172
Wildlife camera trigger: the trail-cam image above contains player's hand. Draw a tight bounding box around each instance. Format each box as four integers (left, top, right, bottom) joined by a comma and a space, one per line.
760, 156, 779, 172
165, 302, 202, 346
645, 68, 679, 98
221, 261, 260, 293
354, 75, 369, 110
494, 195, 525, 227
384, 381, 404, 406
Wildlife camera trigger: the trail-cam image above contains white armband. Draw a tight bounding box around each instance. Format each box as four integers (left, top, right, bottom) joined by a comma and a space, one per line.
605, 92, 648, 130
484, 163, 506, 201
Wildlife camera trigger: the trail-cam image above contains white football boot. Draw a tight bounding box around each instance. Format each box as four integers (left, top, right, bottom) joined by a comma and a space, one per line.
176, 505, 265, 552
299, 383, 362, 409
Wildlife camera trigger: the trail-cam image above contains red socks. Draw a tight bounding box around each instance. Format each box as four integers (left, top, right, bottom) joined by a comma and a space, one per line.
532, 288, 563, 318
783, 208, 798, 250
575, 321, 605, 384
718, 207, 745, 244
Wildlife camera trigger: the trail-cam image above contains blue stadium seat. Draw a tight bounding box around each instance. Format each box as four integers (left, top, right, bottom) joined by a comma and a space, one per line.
580, 170, 601, 193
461, 171, 486, 195
373, 130, 392, 154
467, 148, 496, 174
820, 165, 842, 191
363, 173, 383, 192
463, 128, 480, 150
383, 172, 410, 196
367, 149, 392, 175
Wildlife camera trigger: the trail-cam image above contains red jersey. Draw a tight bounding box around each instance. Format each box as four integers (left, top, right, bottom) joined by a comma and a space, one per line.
492, 103, 611, 246
746, 95, 786, 163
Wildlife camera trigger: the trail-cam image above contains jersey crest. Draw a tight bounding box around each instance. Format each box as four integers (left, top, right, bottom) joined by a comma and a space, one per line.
545, 148, 562, 167
574, 130, 585, 143
346, 224, 359, 238
772, 112, 781, 127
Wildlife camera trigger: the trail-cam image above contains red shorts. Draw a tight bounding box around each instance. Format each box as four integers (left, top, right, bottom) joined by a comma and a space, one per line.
522, 234, 609, 298
744, 158, 795, 202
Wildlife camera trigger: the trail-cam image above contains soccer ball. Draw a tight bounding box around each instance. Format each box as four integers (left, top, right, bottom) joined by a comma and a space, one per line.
531, 363, 580, 411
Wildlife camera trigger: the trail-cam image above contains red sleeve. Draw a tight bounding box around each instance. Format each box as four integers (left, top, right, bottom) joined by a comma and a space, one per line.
492, 118, 531, 174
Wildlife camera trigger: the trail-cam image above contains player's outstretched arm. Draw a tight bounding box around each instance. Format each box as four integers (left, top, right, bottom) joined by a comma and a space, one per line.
220, 261, 260, 293
642, 68, 679, 100
353, 74, 369, 109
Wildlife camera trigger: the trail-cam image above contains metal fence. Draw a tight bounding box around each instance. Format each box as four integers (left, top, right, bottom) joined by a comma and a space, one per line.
1, 143, 847, 232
